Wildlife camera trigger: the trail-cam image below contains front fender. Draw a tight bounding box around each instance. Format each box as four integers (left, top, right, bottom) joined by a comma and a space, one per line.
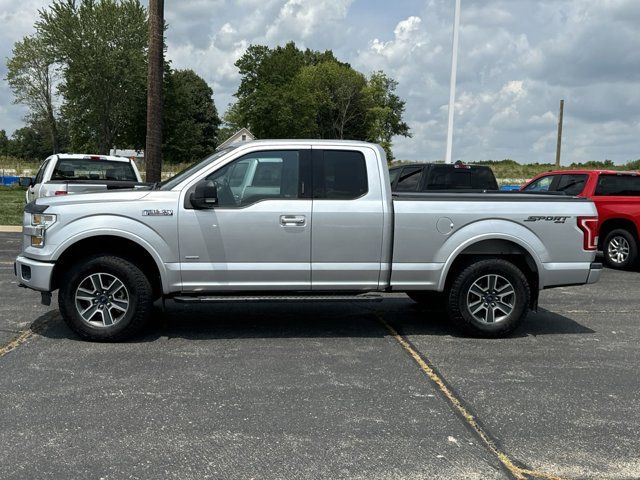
41, 214, 178, 294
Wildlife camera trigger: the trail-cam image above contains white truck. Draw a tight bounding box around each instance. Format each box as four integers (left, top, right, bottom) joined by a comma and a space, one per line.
20, 153, 146, 202
15, 140, 602, 341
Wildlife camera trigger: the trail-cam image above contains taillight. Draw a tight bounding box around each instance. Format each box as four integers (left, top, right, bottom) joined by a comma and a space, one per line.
577, 216, 598, 251
54, 191, 67, 196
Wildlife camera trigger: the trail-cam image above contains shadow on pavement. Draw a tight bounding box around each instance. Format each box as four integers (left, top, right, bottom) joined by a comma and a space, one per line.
31, 298, 595, 343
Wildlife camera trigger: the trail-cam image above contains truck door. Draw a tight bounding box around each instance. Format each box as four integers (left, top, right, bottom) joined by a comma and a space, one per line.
311, 148, 385, 290
178, 148, 313, 291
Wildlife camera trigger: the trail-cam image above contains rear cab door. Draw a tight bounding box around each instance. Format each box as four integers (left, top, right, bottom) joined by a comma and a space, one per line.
310, 146, 387, 290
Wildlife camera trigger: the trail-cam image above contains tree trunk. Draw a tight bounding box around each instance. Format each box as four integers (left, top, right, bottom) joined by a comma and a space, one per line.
46, 103, 59, 154
145, 0, 164, 183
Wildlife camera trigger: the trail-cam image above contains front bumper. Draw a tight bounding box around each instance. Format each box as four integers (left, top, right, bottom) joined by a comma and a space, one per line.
14, 255, 54, 292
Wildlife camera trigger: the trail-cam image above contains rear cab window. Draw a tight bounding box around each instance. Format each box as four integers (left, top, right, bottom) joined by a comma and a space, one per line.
425, 165, 498, 191
396, 166, 423, 191
594, 174, 640, 196
313, 150, 368, 199
51, 158, 138, 181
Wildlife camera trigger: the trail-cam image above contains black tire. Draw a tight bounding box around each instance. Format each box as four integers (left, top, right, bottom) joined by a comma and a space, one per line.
406, 291, 445, 309
603, 229, 638, 270
59, 255, 153, 341
446, 259, 530, 338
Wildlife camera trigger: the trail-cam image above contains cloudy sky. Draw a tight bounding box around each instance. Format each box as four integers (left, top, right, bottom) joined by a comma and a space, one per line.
1, 0, 639, 163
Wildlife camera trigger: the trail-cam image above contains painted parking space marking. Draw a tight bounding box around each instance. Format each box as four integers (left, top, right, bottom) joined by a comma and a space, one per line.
377, 314, 566, 480
0, 316, 52, 359
0, 328, 35, 358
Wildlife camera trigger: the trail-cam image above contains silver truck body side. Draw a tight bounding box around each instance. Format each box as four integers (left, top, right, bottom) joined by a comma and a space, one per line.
15, 140, 599, 299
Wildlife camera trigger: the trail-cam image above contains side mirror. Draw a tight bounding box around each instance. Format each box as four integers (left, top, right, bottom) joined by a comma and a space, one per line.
190, 180, 218, 209
19, 176, 34, 188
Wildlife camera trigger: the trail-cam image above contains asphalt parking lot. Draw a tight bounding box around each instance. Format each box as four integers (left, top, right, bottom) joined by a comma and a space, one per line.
1, 231, 639, 480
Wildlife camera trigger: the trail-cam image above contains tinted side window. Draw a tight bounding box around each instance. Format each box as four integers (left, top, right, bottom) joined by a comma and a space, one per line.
595, 174, 640, 196
426, 166, 473, 190
471, 167, 499, 190
556, 174, 587, 196
34, 160, 50, 184
396, 166, 423, 191
206, 150, 301, 207
524, 175, 555, 192
313, 150, 368, 199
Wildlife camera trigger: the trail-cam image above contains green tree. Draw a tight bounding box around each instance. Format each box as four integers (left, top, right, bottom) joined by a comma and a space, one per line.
217, 102, 244, 145
293, 61, 368, 139
163, 69, 221, 163
363, 72, 410, 161
37, 0, 148, 154
6, 34, 62, 153
0, 130, 8, 158
8, 125, 51, 160
229, 43, 410, 158
232, 42, 342, 138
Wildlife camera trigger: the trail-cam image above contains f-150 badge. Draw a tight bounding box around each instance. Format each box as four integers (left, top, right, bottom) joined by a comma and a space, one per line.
142, 209, 173, 216
524, 216, 569, 224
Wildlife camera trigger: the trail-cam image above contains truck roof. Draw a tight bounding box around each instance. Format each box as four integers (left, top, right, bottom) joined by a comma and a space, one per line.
533, 169, 639, 176
237, 139, 379, 148
49, 153, 133, 163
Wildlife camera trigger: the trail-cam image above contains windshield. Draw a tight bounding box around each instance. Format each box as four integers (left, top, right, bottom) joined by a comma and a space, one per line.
158, 147, 237, 190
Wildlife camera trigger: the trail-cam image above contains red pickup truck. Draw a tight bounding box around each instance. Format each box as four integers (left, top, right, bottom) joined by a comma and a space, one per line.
522, 170, 640, 269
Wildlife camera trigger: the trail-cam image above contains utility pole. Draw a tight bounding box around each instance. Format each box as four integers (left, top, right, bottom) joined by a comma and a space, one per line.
445, 0, 461, 164
145, 0, 164, 183
555, 99, 564, 167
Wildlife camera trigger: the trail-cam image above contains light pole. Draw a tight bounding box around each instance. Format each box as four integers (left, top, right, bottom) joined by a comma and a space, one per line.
445, 0, 461, 164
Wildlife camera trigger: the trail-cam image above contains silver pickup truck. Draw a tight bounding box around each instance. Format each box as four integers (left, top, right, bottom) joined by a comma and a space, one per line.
15, 140, 602, 340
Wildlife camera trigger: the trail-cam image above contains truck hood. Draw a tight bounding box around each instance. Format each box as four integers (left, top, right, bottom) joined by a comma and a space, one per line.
36, 190, 151, 207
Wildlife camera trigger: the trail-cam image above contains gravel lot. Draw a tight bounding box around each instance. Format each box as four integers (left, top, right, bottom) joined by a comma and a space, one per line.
1, 231, 638, 479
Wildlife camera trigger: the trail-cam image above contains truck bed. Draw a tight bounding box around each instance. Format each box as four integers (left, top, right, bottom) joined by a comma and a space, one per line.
390, 191, 597, 291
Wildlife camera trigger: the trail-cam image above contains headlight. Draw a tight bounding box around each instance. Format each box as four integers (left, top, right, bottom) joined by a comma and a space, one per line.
31, 213, 57, 227
29, 213, 56, 248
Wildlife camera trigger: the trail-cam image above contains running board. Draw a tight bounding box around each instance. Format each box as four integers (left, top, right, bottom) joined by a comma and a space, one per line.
172, 293, 384, 304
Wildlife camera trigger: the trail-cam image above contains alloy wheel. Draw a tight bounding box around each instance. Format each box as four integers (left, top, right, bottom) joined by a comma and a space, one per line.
74, 272, 130, 327
607, 236, 630, 265
467, 274, 515, 324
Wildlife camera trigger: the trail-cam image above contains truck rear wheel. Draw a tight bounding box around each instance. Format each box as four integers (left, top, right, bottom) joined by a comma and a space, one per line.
603, 229, 638, 270
446, 259, 530, 337
59, 255, 153, 341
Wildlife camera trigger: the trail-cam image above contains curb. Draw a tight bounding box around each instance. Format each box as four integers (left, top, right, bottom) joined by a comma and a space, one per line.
0, 226, 22, 233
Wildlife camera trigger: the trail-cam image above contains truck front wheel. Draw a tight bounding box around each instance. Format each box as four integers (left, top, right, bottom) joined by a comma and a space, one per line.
446, 259, 530, 337
59, 255, 153, 341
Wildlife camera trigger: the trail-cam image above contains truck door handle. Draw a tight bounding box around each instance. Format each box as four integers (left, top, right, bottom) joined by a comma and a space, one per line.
280, 215, 306, 226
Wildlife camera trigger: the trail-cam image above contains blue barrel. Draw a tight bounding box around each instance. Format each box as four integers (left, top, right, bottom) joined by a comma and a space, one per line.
0, 176, 20, 186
